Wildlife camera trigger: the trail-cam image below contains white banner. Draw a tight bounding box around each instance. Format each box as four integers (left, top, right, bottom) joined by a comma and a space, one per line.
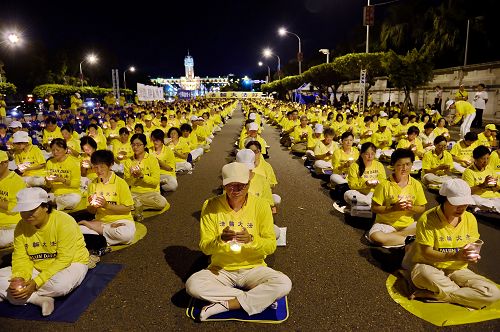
205, 92, 264, 99
137, 83, 165, 101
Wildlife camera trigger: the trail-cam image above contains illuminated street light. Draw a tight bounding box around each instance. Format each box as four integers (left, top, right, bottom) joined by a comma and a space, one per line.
258, 61, 271, 83
79, 53, 98, 87
278, 27, 302, 74
123, 66, 136, 90
262, 48, 281, 79
319, 49, 330, 63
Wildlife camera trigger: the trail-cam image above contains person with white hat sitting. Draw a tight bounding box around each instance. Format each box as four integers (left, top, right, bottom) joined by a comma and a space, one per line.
402, 179, 500, 309
0, 150, 26, 248
12, 131, 46, 187
0, 187, 89, 316
238, 122, 268, 156
185, 162, 291, 321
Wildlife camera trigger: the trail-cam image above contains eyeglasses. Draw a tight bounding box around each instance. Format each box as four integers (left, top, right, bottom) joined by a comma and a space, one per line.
225, 183, 248, 192
131, 143, 144, 147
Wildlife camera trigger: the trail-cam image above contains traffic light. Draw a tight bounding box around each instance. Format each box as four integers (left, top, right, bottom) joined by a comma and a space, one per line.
363, 5, 375, 26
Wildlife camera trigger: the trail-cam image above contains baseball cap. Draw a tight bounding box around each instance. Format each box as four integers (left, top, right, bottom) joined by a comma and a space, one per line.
12, 131, 30, 143
13, 187, 49, 212
190, 115, 199, 122
222, 162, 250, 185
236, 149, 256, 170
248, 113, 257, 120
485, 124, 497, 131
379, 111, 389, 117
9, 121, 22, 128
439, 179, 475, 206
144, 115, 153, 121
248, 122, 259, 131
314, 124, 324, 133
445, 100, 455, 110
0, 150, 8, 162
378, 119, 388, 127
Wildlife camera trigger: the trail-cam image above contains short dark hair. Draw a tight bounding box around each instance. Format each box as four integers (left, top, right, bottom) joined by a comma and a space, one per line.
167, 127, 181, 138
91, 149, 115, 166
323, 128, 334, 137
464, 132, 478, 142
434, 135, 447, 145
473, 145, 491, 160
88, 123, 98, 131
245, 140, 262, 151
130, 133, 147, 146
80, 136, 97, 150
407, 126, 420, 135
180, 123, 192, 132
119, 127, 130, 135
390, 148, 415, 166
61, 124, 73, 133
50, 138, 67, 150
424, 122, 435, 130
341, 131, 354, 140
151, 129, 165, 141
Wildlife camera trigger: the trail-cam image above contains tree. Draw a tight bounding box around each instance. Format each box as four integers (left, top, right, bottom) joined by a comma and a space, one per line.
0, 82, 17, 95
384, 49, 434, 111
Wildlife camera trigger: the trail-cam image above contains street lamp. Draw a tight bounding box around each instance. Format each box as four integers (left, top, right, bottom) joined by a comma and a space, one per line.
278, 27, 302, 75
319, 49, 330, 63
123, 66, 136, 90
263, 48, 281, 79
258, 61, 271, 83
79, 53, 98, 87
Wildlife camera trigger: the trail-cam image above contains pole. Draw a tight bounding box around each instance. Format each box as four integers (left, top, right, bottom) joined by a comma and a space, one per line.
366, 0, 370, 53
277, 55, 281, 79
79, 61, 84, 87
298, 36, 302, 75
464, 19, 470, 67
326, 52, 330, 63
123, 70, 127, 90
267, 65, 271, 83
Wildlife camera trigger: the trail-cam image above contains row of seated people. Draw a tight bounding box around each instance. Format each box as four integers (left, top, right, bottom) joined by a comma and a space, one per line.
260, 99, 500, 310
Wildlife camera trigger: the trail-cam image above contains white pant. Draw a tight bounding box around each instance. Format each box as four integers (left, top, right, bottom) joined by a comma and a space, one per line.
190, 148, 204, 161
176, 161, 192, 172
460, 113, 476, 139
330, 173, 348, 185
80, 219, 136, 246
344, 190, 374, 206
472, 195, 500, 213
160, 174, 178, 192
0, 226, 16, 248
305, 150, 315, 159
23, 176, 46, 187
375, 149, 393, 159
314, 160, 332, 169
55, 193, 82, 210
412, 160, 422, 172
453, 162, 466, 174
0, 263, 88, 305
186, 266, 292, 316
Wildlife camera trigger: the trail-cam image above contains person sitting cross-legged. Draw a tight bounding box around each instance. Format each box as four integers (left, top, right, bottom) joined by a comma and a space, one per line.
421, 135, 455, 187
185, 162, 292, 321
369, 149, 427, 247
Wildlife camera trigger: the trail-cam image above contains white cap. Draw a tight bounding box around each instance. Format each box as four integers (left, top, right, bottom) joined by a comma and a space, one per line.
12, 131, 30, 143
190, 115, 199, 122
439, 179, 475, 206
75, 93, 81, 98
13, 188, 49, 212
236, 149, 255, 170
379, 111, 388, 117
197, 116, 205, 121
249, 113, 256, 120
222, 162, 250, 185
248, 122, 259, 131
9, 121, 22, 128
314, 124, 324, 133
445, 100, 455, 110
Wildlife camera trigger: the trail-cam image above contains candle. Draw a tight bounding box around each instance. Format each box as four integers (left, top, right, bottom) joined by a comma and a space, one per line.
229, 240, 241, 253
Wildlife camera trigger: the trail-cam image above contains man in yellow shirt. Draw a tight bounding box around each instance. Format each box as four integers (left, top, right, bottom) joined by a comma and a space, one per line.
185, 162, 291, 321
0, 151, 26, 248
476, 124, 496, 148
421, 135, 455, 187
12, 131, 46, 187
454, 84, 468, 101
446, 99, 476, 139
42, 117, 63, 151
370, 149, 427, 247
0, 188, 89, 316
450, 131, 478, 173
402, 179, 500, 309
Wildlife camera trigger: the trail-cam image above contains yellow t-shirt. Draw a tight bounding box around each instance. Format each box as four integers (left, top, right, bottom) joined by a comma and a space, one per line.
88, 172, 134, 223
462, 165, 500, 198
248, 173, 274, 206
253, 159, 278, 187
42, 128, 63, 145
313, 140, 338, 163
11, 210, 89, 288
291, 126, 313, 143
371, 130, 392, 149
45, 156, 81, 195
372, 176, 427, 229
15, 145, 46, 177
66, 138, 81, 154
397, 138, 424, 160
332, 148, 359, 174
453, 101, 475, 124
153, 145, 176, 177
488, 150, 500, 175
238, 135, 268, 155
199, 193, 276, 271
421, 150, 454, 176
432, 127, 450, 138
0, 172, 26, 226
169, 139, 191, 163
124, 152, 161, 193
347, 160, 387, 195
450, 140, 476, 163
477, 133, 493, 148
413, 206, 479, 270
112, 140, 134, 162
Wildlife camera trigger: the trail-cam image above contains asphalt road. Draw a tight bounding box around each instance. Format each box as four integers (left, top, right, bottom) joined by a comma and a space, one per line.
1, 107, 499, 331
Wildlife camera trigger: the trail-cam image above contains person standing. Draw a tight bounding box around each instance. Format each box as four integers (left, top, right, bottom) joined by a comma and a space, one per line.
455, 84, 468, 101
471, 84, 488, 129
434, 86, 443, 114
446, 100, 476, 139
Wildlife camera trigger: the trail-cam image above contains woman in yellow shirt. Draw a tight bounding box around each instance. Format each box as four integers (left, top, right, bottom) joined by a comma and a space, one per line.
124, 134, 169, 220
344, 142, 386, 207
0, 188, 88, 316
111, 127, 133, 174
87, 124, 107, 150
80, 136, 98, 190
151, 129, 178, 192
78, 150, 136, 246
432, 118, 451, 141
313, 128, 338, 173
60, 124, 81, 158
45, 139, 82, 211
370, 149, 427, 247
166, 127, 193, 172
330, 132, 359, 186
12, 131, 46, 187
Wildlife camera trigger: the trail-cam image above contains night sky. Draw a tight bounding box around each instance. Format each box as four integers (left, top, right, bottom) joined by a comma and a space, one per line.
1, 0, 371, 81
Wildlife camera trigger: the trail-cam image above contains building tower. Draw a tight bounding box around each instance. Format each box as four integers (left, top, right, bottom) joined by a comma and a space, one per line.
184, 50, 194, 79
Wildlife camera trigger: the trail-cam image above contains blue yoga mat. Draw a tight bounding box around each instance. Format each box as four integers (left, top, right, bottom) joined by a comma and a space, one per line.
0, 263, 122, 322
186, 296, 289, 323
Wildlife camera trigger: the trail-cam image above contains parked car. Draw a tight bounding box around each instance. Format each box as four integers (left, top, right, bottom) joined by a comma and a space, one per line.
84, 97, 101, 111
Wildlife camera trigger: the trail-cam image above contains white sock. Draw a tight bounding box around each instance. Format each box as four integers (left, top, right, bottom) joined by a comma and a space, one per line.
199, 301, 229, 321
29, 293, 55, 316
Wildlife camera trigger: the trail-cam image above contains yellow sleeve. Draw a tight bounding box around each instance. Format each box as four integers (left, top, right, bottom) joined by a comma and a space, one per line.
199, 199, 230, 256
68, 158, 81, 189
377, 162, 387, 182
413, 180, 427, 206
34, 147, 46, 166
461, 169, 476, 187
142, 155, 161, 187
123, 159, 135, 186
33, 214, 84, 288
371, 181, 386, 206
11, 225, 35, 281
117, 177, 134, 207
347, 163, 364, 190
422, 152, 432, 171
444, 152, 454, 167
415, 211, 434, 247
245, 198, 276, 256
450, 143, 460, 157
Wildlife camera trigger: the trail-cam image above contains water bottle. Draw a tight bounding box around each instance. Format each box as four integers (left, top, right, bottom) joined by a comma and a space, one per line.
352, 195, 357, 206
